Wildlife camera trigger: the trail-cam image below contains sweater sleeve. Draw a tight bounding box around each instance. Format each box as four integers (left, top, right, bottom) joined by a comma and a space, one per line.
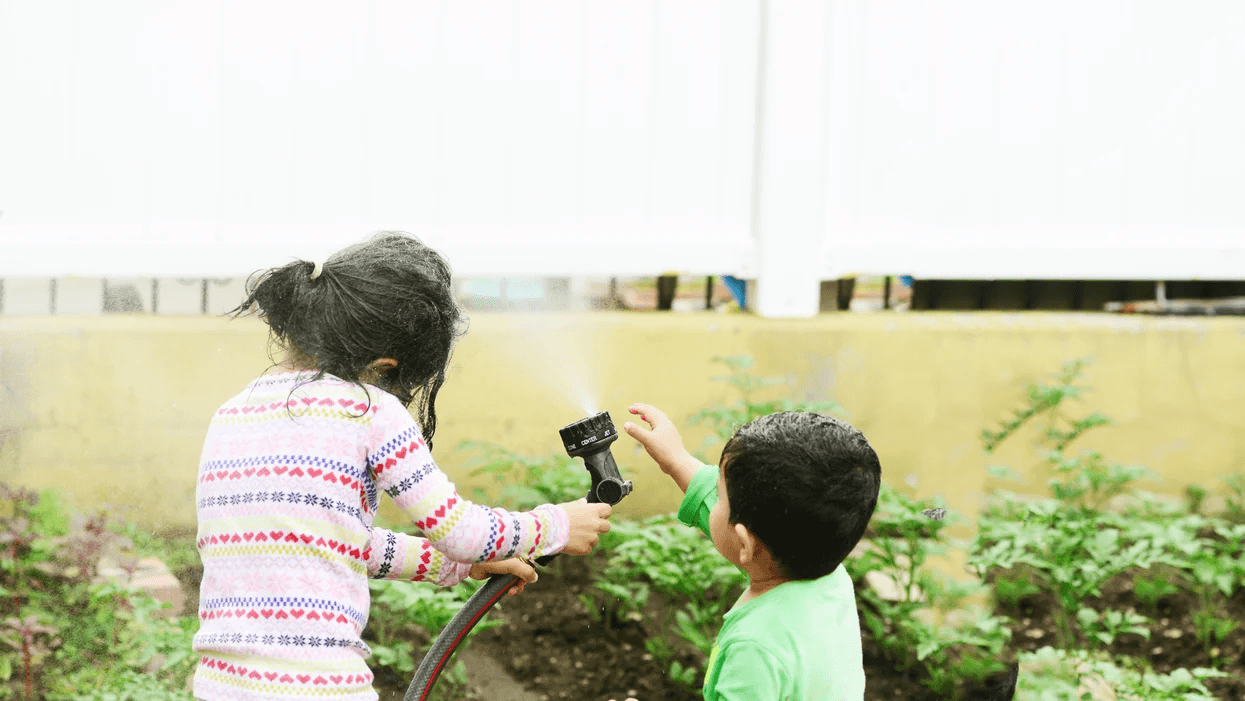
365, 393, 569, 563
365, 526, 473, 586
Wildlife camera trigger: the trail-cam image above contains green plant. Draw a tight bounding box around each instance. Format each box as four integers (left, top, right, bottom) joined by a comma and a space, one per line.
1132, 575, 1180, 612
365, 576, 502, 689
0, 615, 58, 699
458, 440, 590, 511
1192, 610, 1239, 662
1016, 646, 1227, 701
981, 358, 1155, 513
904, 612, 1012, 698
687, 356, 846, 461
0, 482, 199, 700
668, 659, 698, 688
1223, 472, 1245, 523
992, 575, 1043, 609
593, 515, 745, 658
1185, 483, 1209, 515
1075, 607, 1151, 648
44, 586, 197, 700
972, 502, 1155, 648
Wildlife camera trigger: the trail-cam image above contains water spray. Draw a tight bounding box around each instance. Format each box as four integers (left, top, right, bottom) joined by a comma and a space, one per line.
405, 412, 631, 700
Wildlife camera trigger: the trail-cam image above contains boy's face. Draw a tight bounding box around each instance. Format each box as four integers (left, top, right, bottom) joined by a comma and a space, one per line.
709, 466, 743, 567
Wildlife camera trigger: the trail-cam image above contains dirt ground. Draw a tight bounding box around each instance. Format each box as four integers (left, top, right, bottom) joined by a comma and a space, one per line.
180, 554, 1243, 701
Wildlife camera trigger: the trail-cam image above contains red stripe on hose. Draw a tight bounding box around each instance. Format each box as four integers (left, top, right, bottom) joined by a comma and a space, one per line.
418, 576, 519, 701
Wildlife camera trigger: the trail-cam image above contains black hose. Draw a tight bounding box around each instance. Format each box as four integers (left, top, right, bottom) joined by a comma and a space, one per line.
403, 554, 557, 701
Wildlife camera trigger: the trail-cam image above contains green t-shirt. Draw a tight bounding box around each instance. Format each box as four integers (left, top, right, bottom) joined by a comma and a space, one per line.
676, 464, 866, 701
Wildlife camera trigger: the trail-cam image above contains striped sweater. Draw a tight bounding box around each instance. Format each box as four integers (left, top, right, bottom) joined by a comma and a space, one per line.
192, 371, 569, 701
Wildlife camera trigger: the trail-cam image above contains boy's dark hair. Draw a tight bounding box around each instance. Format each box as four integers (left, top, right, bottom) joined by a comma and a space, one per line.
230, 231, 467, 449
721, 412, 881, 580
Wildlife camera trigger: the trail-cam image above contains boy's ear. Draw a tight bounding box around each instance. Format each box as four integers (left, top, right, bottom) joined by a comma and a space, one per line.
733, 523, 764, 565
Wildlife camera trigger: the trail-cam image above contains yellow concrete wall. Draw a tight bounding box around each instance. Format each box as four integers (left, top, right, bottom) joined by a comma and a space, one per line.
3, 312, 1244, 550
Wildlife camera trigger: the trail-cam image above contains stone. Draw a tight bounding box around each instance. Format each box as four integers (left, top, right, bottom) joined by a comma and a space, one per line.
95, 556, 184, 618
864, 568, 925, 603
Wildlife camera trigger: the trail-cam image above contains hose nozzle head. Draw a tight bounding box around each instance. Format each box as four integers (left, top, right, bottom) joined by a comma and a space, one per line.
558, 411, 631, 505
559, 412, 619, 459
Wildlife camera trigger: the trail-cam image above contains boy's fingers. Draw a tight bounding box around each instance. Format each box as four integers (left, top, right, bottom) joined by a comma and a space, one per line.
625, 422, 658, 446
630, 403, 669, 425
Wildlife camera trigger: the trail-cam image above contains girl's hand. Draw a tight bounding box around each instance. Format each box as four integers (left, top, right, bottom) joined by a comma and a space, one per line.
469, 558, 538, 596
556, 499, 613, 555
624, 403, 702, 493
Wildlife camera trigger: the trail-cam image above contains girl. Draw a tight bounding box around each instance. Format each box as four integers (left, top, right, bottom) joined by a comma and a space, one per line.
192, 232, 613, 701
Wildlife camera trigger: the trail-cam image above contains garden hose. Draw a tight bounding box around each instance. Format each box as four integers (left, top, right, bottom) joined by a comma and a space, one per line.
402, 555, 555, 701
404, 412, 629, 701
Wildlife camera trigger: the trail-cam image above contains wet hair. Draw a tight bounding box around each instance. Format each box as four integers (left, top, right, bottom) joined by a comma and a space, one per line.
720, 412, 881, 580
230, 231, 468, 449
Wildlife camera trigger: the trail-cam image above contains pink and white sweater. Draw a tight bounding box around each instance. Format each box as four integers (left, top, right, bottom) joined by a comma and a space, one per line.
192, 371, 569, 701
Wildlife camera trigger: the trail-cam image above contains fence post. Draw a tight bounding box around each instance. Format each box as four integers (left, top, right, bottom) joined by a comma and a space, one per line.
750, 0, 829, 319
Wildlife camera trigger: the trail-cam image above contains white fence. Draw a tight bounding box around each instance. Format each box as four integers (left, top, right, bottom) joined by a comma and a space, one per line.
2, 1, 1243, 317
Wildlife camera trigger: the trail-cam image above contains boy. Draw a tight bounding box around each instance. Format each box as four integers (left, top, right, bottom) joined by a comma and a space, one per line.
623, 403, 878, 700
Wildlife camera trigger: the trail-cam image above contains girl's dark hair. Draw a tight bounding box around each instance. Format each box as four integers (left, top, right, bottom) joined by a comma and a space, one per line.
230, 231, 467, 449
721, 412, 881, 580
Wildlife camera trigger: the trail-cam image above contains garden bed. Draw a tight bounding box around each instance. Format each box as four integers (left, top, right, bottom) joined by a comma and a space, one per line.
7, 356, 1245, 700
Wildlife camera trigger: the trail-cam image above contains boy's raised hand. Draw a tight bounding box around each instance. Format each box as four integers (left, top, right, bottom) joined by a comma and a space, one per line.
556, 498, 613, 555
623, 403, 703, 493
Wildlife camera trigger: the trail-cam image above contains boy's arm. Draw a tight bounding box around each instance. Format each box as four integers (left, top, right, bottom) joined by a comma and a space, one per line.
623, 402, 718, 537
676, 464, 720, 540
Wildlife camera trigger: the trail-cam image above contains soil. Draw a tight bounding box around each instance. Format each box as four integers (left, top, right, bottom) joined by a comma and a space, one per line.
996, 566, 1245, 701
178, 550, 1244, 701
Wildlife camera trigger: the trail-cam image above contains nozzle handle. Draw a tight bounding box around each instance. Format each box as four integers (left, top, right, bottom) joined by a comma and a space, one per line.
582, 450, 632, 506
533, 447, 631, 568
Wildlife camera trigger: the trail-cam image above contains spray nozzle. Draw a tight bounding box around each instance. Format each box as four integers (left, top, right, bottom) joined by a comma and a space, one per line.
559, 411, 632, 505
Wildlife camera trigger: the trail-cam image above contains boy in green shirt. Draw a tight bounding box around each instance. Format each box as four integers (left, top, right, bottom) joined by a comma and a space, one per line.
622, 403, 878, 700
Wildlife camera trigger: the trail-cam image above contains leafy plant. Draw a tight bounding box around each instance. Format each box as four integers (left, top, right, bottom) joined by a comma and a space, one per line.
980, 358, 1155, 513
972, 502, 1155, 648
992, 575, 1043, 610
0, 483, 199, 700
1075, 607, 1151, 648
0, 615, 58, 699
365, 576, 502, 692
1016, 646, 1227, 701
1192, 610, 1239, 662
1223, 472, 1245, 523
592, 515, 745, 661
458, 440, 590, 511
1132, 575, 1180, 612
1185, 483, 1209, 515
688, 356, 846, 461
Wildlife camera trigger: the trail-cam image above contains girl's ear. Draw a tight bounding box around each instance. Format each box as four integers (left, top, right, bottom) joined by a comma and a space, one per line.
370, 358, 399, 371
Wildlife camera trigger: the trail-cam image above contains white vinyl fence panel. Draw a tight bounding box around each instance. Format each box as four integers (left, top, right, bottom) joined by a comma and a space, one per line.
0, 0, 760, 279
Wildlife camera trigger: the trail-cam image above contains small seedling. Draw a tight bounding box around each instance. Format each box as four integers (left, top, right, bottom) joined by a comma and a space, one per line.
1076, 607, 1151, 648
1133, 576, 1180, 612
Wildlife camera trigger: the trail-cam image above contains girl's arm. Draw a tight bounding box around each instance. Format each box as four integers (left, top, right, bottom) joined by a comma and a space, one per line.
366, 395, 570, 564
364, 525, 472, 586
